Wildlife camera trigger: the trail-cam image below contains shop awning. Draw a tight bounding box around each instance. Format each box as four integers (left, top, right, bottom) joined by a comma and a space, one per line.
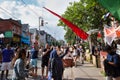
21, 39, 30, 45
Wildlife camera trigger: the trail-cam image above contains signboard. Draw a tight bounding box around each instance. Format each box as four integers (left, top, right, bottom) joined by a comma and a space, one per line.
13, 37, 20, 42
4, 31, 13, 38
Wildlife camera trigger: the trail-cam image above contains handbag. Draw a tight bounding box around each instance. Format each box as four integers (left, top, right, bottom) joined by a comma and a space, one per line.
62, 59, 74, 67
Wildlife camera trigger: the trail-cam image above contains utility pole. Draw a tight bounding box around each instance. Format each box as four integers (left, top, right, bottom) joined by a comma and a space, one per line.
39, 17, 41, 31
39, 17, 41, 47
39, 17, 44, 47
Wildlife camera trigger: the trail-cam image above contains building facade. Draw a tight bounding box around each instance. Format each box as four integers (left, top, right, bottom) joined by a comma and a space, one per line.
29, 28, 39, 46
0, 18, 22, 47
21, 24, 31, 47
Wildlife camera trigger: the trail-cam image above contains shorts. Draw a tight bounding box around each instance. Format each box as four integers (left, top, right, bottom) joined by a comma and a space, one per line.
41, 58, 49, 67
1, 62, 11, 71
30, 59, 37, 67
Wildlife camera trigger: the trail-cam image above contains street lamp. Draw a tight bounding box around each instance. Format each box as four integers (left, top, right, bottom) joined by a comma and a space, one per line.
39, 17, 46, 46
39, 17, 42, 31
39, 17, 43, 47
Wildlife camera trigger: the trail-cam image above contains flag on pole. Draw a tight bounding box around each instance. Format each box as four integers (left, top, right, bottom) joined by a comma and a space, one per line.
104, 25, 116, 45
98, 0, 120, 20
43, 7, 89, 40
97, 31, 101, 38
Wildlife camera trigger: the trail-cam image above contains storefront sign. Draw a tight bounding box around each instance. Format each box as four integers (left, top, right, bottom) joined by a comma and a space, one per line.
13, 37, 20, 42
4, 31, 13, 38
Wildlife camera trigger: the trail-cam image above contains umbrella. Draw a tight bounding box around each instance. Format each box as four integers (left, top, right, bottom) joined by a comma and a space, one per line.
0, 34, 4, 38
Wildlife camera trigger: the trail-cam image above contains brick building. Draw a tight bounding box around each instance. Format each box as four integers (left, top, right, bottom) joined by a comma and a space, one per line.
0, 18, 22, 47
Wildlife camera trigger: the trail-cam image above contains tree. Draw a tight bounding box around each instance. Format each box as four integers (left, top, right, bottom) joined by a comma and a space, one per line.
58, 0, 107, 44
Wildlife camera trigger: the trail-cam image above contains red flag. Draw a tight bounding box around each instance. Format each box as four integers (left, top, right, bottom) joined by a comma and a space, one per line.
43, 7, 89, 40
97, 31, 101, 38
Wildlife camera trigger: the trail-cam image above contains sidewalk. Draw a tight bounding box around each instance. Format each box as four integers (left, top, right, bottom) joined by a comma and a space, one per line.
63, 61, 105, 80
6, 58, 105, 80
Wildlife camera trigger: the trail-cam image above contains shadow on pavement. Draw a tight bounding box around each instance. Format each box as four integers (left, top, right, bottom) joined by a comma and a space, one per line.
80, 65, 96, 68
28, 75, 50, 80
75, 78, 97, 80
63, 79, 73, 80
27, 75, 41, 80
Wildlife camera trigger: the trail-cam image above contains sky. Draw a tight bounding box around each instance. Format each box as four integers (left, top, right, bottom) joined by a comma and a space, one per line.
0, 0, 79, 40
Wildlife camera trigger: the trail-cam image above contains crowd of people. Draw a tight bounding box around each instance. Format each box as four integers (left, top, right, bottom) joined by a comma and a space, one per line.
91, 41, 120, 80
40, 43, 86, 80
1, 41, 120, 80
89, 40, 120, 80
0, 43, 86, 80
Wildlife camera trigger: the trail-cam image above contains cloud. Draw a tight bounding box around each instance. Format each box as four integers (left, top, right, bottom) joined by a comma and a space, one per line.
0, 1, 42, 27
0, 0, 79, 40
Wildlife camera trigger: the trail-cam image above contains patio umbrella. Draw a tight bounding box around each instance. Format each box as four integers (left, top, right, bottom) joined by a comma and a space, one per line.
0, 34, 4, 38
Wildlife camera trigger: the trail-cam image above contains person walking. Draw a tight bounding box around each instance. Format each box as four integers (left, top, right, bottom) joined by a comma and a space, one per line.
63, 47, 74, 68
12, 48, 29, 80
78, 45, 85, 64
1, 44, 14, 80
72, 45, 79, 67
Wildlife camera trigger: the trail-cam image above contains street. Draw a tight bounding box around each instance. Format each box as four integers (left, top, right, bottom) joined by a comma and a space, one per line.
0, 0, 119, 80
5, 57, 105, 80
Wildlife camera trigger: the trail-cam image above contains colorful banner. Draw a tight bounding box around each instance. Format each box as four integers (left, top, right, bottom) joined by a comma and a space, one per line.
98, 0, 120, 20
43, 7, 89, 40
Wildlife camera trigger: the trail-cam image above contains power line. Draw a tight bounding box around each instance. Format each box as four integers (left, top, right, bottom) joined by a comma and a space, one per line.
28, 0, 43, 11
0, 6, 18, 19
44, 25, 62, 39
20, 0, 40, 17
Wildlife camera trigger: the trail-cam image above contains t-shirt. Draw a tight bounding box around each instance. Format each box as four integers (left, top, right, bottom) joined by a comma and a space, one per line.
30, 48, 38, 59
42, 48, 51, 60
107, 53, 119, 65
2, 48, 14, 62
105, 53, 120, 77
72, 49, 77, 56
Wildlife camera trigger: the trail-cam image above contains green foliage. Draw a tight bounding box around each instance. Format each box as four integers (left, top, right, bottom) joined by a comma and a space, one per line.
57, 0, 107, 44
